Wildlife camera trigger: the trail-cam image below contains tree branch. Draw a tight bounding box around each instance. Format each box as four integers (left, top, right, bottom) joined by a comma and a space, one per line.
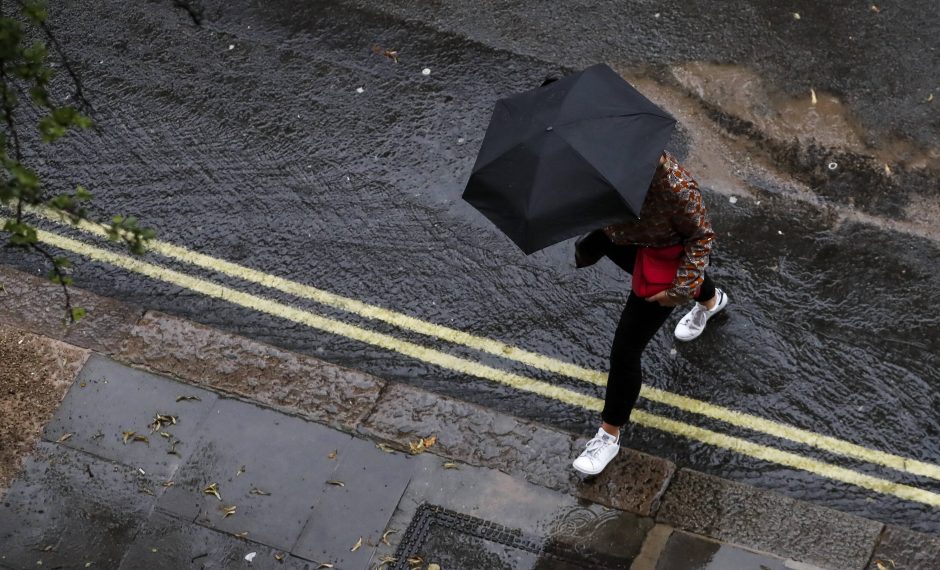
31, 242, 75, 322
11, 0, 97, 119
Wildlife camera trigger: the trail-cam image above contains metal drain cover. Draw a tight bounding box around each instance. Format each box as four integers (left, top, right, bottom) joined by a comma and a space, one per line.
392, 504, 627, 570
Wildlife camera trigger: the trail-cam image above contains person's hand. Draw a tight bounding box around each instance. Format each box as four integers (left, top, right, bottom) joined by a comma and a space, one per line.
645, 290, 685, 307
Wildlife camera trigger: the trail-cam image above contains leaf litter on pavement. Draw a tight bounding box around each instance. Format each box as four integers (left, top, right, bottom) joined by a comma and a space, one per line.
203, 482, 222, 501
408, 434, 437, 455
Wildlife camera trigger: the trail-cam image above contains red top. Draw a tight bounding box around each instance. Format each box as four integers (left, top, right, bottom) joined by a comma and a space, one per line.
603, 151, 715, 300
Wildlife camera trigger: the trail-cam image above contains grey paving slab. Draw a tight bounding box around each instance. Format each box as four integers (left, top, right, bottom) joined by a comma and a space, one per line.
156, 397, 350, 552
292, 435, 416, 566
656, 469, 883, 570
866, 525, 940, 570
0, 442, 157, 570
43, 355, 219, 480
119, 311, 385, 429
388, 502, 649, 569
119, 511, 315, 569
0, 265, 143, 354
374, 451, 655, 568
542, 506, 653, 568
655, 530, 792, 570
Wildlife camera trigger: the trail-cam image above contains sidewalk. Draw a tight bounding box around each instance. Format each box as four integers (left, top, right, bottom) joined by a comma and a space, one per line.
1, 265, 938, 569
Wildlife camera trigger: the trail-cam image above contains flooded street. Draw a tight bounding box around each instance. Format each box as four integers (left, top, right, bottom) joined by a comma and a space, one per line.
2, 0, 938, 534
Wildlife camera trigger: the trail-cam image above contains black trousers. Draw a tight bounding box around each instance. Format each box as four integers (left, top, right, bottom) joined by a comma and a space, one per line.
591, 236, 716, 427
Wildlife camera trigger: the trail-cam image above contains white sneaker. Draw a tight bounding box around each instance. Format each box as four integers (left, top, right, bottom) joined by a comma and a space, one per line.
572, 428, 620, 475
674, 288, 729, 342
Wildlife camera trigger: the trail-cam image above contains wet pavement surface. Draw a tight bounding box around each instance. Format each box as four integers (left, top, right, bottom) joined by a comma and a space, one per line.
1, 356, 719, 570
1, 0, 939, 535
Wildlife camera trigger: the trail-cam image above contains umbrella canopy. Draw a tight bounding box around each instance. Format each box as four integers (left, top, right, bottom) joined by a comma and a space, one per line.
462, 63, 676, 254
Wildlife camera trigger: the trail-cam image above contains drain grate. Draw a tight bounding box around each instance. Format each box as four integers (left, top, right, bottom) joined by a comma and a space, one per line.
391, 504, 619, 570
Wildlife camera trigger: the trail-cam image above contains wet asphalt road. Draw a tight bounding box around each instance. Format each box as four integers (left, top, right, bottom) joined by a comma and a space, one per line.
1, 0, 939, 532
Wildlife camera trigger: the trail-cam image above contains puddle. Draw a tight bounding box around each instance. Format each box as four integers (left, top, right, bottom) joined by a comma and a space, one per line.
673, 62, 866, 152
669, 62, 940, 172
614, 63, 940, 241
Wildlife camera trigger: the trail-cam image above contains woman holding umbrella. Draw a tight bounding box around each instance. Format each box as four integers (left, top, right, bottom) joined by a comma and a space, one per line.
462, 64, 728, 476
570, 150, 728, 476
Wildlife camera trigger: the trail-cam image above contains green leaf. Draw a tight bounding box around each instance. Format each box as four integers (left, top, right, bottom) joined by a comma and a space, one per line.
75, 186, 91, 201
21, 1, 49, 23
69, 307, 86, 322
12, 164, 38, 186
3, 220, 37, 246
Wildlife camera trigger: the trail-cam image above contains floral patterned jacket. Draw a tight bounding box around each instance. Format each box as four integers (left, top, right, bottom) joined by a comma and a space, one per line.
603, 151, 715, 300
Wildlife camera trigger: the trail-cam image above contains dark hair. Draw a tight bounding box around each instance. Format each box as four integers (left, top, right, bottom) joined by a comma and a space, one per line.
540, 76, 559, 87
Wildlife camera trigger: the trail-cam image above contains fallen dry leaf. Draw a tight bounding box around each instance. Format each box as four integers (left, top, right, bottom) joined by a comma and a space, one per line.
884, 164, 892, 175
139, 487, 155, 496
429, 565, 441, 570
409, 434, 438, 455
176, 395, 201, 402
371, 44, 400, 63
375, 443, 396, 453
132, 435, 150, 445
236, 465, 246, 477
161, 480, 175, 488
235, 531, 249, 539
381, 528, 398, 546
326, 480, 345, 487
122, 431, 136, 444
870, 4, 881, 13
327, 450, 337, 460
810, 88, 818, 105
274, 553, 285, 562
317, 563, 335, 569
56, 433, 74, 443
351, 536, 362, 552
203, 483, 222, 501
928, 93, 935, 103
375, 555, 397, 568
222, 505, 237, 518
158, 432, 171, 439
793, 12, 800, 19
407, 555, 424, 567
250, 487, 271, 496
442, 462, 458, 470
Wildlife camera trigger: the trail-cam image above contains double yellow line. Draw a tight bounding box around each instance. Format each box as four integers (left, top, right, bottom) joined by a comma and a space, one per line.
17, 208, 940, 507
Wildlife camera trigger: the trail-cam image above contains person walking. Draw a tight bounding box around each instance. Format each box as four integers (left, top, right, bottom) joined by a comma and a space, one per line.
571, 150, 728, 476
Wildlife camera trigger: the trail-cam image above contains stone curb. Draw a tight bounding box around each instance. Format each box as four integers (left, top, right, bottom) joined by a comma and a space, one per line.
2, 264, 937, 569
656, 468, 883, 570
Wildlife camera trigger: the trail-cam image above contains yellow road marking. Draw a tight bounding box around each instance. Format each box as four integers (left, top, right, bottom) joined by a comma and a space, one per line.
28, 206, 940, 484
27, 226, 940, 508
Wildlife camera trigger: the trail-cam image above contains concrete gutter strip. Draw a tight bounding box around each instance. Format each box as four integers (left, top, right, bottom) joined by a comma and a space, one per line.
1, 265, 937, 569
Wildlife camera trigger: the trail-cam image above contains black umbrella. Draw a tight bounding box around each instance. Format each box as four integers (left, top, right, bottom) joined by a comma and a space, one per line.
462, 64, 676, 254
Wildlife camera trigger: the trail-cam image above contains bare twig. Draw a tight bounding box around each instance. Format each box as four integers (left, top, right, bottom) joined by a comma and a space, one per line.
10, 0, 97, 118
0, 60, 25, 224
31, 242, 75, 322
